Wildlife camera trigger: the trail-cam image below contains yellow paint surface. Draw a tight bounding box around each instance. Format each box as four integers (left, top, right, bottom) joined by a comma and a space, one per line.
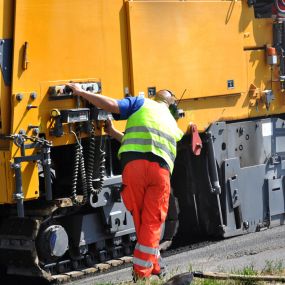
1, 0, 285, 203
127, 1, 246, 99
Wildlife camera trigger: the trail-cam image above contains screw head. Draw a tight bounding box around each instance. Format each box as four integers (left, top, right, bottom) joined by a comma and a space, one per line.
243, 221, 249, 229
30, 92, 37, 100
32, 128, 40, 136
16, 93, 23, 101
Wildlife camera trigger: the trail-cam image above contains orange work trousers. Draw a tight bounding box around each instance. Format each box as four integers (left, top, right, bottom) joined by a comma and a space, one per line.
121, 159, 170, 278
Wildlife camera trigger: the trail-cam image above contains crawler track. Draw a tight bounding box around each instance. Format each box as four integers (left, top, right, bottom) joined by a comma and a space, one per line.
2, 224, 285, 285
0, 239, 217, 284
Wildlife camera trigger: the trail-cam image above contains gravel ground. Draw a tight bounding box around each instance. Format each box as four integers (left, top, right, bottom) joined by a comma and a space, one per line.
84, 224, 285, 284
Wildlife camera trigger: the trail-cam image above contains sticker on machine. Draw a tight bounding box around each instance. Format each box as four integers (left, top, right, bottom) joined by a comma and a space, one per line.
262, 122, 272, 137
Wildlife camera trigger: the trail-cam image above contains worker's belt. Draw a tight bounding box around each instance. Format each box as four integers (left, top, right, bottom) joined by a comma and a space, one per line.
120, 152, 170, 172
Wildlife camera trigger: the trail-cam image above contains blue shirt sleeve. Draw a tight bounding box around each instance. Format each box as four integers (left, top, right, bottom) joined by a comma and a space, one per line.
113, 96, 145, 120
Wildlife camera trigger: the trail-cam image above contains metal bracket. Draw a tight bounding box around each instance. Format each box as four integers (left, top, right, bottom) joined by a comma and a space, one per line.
262, 89, 274, 111
267, 176, 285, 217
228, 175, 241, 209
270, 154, 281, 165
109, 210, 124, 234
0, 39, 13, 85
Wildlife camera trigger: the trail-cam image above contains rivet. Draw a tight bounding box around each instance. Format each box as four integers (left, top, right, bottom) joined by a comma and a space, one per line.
16, 93, 23, 101
30, 92, 37, 100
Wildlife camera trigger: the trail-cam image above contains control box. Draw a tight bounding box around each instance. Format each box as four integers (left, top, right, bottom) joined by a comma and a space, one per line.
48, 82, 101, 100
60, 108, 90, 123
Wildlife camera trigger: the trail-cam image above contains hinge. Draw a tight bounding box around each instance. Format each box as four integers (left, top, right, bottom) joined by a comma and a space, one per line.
0, 39, 13, 85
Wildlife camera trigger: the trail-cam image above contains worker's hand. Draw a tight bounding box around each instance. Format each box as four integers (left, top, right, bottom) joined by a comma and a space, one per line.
104, 119, 116, 137
66, 83, 83, 96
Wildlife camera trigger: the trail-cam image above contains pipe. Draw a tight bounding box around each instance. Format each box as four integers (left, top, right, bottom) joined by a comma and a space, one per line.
12, 162, 25, 217
206, 132, 221, 194
206, 132, 224, 228
42, 146, 52, 201
193, 271, 285, 282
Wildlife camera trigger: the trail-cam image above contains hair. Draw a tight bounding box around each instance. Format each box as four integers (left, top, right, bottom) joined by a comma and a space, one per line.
154, 89, 175, 105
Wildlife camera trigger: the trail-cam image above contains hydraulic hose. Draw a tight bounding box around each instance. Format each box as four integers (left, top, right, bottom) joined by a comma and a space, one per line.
89, 135, 106, 207
94, 135, 106, 194
88, 135, 106, 195
71, 133, 88, 205
86, 134, 97, 194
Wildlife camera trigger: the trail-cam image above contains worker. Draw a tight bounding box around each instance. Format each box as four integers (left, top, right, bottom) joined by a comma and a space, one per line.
66, 83, 184, 280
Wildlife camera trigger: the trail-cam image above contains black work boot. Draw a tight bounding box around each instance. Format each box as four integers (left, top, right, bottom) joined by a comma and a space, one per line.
153, 256, 169, 279
132, 270, 160, 283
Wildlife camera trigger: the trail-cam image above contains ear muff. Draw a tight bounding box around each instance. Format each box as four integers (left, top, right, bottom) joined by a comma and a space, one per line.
162, 90, 180, 119
169, 102, 180, 120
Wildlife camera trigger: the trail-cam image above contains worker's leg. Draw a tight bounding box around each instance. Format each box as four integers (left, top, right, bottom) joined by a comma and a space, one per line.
121, 160, 147, 235
133, 162, 170, 278
122, 160, 158, 279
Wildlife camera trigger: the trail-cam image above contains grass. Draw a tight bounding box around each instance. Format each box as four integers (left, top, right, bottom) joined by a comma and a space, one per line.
192, 261, 285, 285
235, 263, 259, 276
102, 260, 285, 285
261, 259, 284, 275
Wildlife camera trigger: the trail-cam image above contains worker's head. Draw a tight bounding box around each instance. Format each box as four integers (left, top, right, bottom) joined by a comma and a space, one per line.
154, 89, 182, 120
154, 89, 176, 107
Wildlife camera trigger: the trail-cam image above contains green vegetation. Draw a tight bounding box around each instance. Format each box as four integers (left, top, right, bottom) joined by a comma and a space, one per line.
235, 264, 258, 276
192, 261, 285, 285
194, 279, 221, 285
261, 259, 284, 275
100, 260, 285, 285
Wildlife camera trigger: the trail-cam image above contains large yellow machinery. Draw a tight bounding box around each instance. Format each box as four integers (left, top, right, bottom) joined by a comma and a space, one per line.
0, 0, 284, 279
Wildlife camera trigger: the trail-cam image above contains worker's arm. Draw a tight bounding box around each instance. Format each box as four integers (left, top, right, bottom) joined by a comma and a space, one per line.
67, 83, 120, 114
104, 119, 123, 142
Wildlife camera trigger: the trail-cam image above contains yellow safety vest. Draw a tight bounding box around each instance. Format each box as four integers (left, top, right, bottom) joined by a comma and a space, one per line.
118, 98, 184, 172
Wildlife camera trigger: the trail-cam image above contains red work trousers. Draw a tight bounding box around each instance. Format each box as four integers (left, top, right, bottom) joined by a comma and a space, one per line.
121, 159, 170, 278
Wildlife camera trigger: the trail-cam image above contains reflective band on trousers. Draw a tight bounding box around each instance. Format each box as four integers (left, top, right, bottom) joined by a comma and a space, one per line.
125, 126, 176, 147
133, 257, 153, 268
122, 138, 176, 162
135, 243, 160, 256
276, 0, 285, 13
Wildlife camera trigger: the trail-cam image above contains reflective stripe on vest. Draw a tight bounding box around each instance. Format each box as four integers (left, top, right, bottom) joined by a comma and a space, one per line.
133, 257, 153, 268
122, 138, 175, 162
125, 126, 176, 147
135, 243, 160, 256
118, 99, 183, 172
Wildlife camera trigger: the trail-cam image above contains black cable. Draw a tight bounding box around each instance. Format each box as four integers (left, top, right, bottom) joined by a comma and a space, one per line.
71, 143, 81, 204
79, 145, 88, 204
71, 132, 88, 205
87, 134, 97, 194
94, 135, 106, 194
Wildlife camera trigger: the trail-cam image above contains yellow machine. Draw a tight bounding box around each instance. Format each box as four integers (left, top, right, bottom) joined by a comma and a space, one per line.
0, 0, 284, 279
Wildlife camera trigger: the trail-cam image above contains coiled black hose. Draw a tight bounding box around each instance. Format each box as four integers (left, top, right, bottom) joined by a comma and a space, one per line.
94, 136, 106, 194
87, 134, 96, 193
79, 145, 88, 204
71, 143, 80, 204
87, 134, 106, 195
71, 134, 88, 205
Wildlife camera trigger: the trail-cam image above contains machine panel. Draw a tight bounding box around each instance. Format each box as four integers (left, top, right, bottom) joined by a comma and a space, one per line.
127, 1, 246, 99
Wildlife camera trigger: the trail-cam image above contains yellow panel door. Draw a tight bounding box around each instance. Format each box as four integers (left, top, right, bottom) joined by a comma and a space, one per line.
126, 0, 246, 100
9, 0, 130, 202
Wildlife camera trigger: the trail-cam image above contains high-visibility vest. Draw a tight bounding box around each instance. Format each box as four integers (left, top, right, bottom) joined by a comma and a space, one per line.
118, 98, 184, 172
